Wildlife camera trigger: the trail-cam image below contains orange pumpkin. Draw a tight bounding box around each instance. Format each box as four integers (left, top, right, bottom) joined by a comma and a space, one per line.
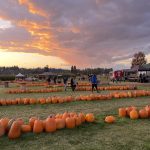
105, 116, 116, 123
129, 109, 139, 119
45, 117, 56, 133
85, 113, 95, 123
139, 109, 148, 119
65, 117, 75, 129
78, 113, 86, 123
21, 125, 31, 133
29, 117, 38, 129
119, 108, 126, 117
39, 98, 46, 104
29, 98, 36, 104
145, 105, 150, 117
74, 116, 82, 126
0, 118, 9, 130
8, 121, 21, 139
16, 118, 24, 126
0, 123, 5, 137
55, 118, 65, 129
33, 119, 43, 133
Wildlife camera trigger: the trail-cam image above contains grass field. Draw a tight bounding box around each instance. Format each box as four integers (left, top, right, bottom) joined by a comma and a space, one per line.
0, 83, 150, 150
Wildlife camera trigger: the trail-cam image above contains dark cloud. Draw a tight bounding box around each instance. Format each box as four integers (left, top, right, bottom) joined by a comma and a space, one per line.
0, 0, 150, 68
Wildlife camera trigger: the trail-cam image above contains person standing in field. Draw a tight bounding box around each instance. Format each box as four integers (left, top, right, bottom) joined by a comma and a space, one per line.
91, 74, 99, 93
71, 77, 77, 91
63, 77, 68, 91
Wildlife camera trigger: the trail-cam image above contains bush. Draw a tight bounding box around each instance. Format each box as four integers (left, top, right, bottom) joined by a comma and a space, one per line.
0, 75, 15, 81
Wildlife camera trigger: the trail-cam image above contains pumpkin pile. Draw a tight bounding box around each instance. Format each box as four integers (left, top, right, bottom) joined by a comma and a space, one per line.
119, 105, 150, 119
1, 90, 150, 107
0, 112, 95, 139
7, 88, 63, 94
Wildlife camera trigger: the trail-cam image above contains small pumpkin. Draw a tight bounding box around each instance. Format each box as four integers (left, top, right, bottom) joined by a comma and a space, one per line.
129, 109, 139, 119
85, 113, 95, 123
139, 109, 148, 119
105, 116, 116, 123
78, 113, 85, 123
118, 108, 126, 117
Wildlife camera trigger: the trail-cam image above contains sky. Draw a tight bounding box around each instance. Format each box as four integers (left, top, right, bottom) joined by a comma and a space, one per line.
0, 0, 150, 70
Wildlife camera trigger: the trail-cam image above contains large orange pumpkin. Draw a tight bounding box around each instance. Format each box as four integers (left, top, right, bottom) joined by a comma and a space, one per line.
33, 119, 43, 133
65, 117, 75, 129
45, 117, 56, 133
105, 116, 116, 123
85, 113, 95, 123
119, 108, 126, 117
74, 116, 82, 126
129, 109, 139, 119
139, 109, 148, 119
8, 121, 21, 139
145, 105, 150, 117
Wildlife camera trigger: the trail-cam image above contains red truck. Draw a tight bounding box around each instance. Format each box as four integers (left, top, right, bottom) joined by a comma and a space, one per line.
109, 70, 124, 81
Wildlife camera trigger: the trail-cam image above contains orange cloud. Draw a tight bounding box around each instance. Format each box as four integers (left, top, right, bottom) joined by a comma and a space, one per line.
18, 0, 47, 17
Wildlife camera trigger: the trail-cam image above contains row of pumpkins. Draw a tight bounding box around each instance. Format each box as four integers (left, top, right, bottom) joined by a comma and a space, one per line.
119, 105, 150, 119
1, 90, 150, 106
7, 85, 136, 94
7, 88, 63, 94
76, 85, 136, 91
0, 112, 95, 139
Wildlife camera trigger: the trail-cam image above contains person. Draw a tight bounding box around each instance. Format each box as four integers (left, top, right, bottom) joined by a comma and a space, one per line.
91, 74, 99, 93
53, 76, 57, 84
63, 77, 68, 91
71, 77, 77, 91
47, 77, 51, 85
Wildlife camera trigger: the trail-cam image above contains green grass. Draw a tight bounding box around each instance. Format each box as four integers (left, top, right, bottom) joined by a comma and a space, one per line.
0, 83, 150, 150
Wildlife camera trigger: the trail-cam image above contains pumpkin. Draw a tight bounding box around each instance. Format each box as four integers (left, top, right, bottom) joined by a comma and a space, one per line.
145, 105, 150, 117
129, 109, 139, 119
139, 109, 148, 119
74, 116, 82, 126
65, 117, 75, 129
55, 118, 65, 129
33, 119, 43, 133
21, 125, 31, 133
45, 117, 56, 133
0, 118, 9, 130
39, 98, 46, 104
29, 98, 36, 104
118, 108, 126, 117
8, 121, 21, 139
6, 119, 16, 132
62, 112, 70, 120
78, 113, 85, 123
16, 118, 24, 126
0, 123, 5, 137
29, 117, 38, 129
23, 98, 30, 105
105, 116, 116, 123
85, 113, 95, 123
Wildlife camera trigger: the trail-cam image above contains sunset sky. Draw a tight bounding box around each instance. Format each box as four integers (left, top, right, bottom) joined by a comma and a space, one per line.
0, 0, 150, 69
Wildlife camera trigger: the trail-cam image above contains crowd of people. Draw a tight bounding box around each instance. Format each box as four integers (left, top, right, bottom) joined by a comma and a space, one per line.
47, 74, 100, 93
